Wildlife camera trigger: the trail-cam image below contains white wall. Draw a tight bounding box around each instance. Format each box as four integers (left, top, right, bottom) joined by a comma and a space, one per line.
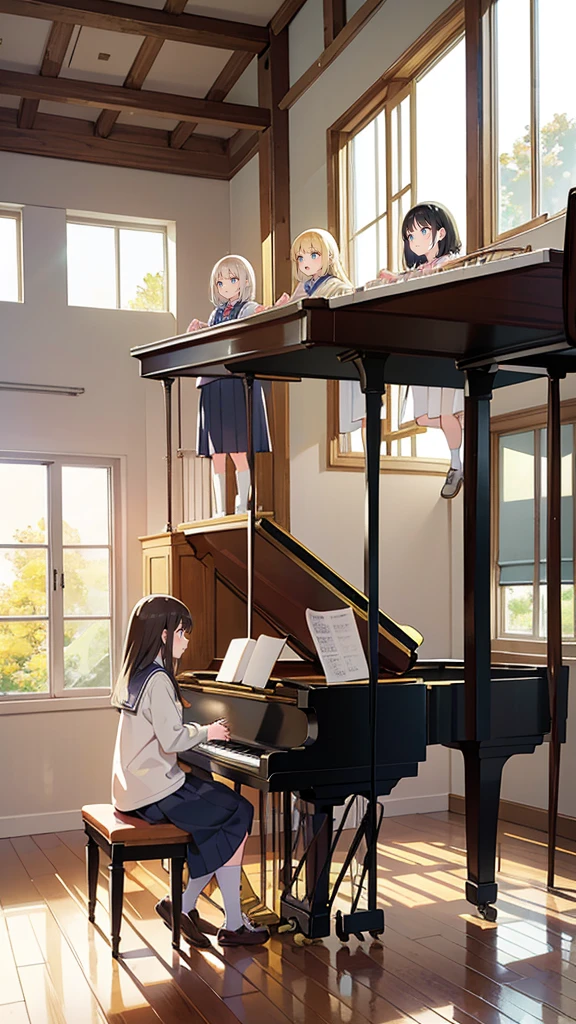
0, 152, 229, 836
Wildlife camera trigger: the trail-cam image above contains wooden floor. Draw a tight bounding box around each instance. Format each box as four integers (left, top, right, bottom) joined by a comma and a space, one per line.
2, 809, 576, 1024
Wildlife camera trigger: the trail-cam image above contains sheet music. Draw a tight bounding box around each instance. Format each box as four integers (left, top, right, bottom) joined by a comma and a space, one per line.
305, 607, 369, 684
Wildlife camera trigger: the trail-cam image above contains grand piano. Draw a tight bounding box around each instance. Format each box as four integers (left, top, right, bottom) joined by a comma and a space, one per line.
166, 514, 567, 937
132, 195, 575, 941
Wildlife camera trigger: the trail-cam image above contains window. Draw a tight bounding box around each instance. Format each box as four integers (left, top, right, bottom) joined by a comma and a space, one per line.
493, 0, 576, 237
493, 404, 576, 657
328, 18, 466, 472
346, 35, 466, 284
0, 208, 22, 302
66, 218, 168, 311
0, 455, 120, 698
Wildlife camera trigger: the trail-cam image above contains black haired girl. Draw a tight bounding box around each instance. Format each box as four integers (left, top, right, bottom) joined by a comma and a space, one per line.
372, 201, 465, 499
401, 202, 461, 269
111, 594, 269, 947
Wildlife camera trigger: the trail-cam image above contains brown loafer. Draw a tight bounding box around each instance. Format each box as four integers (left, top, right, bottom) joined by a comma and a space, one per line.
217, 923, 269, 946
155, 897, 211, 949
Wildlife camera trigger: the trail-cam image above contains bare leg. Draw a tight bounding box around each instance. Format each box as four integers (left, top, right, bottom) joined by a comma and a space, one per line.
212, 452, 227, 474
440, 412, 463, 457
230, 452, 249, 472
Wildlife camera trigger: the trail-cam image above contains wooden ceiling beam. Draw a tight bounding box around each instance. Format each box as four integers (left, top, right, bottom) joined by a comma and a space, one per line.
0, 105, 230, 177
270, 0, 308, 35
96, 0, 187, 139
170, 49, 253, 150
18, 22, 74, 130
0, 0, 269, 52
0, 68, 271, 130
323, 0, 346, 48
280, 0, 384, 109
228, 128, 259, 175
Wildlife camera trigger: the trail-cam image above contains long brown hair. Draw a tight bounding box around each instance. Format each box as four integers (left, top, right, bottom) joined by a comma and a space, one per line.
111, 595, 192, 707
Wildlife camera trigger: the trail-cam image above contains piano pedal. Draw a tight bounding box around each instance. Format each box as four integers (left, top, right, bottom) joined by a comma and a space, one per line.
278, 918, 299, 934
293, 932, 321, 946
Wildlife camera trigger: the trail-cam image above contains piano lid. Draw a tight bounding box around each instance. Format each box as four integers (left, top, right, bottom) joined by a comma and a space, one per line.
179, 515, 423, 676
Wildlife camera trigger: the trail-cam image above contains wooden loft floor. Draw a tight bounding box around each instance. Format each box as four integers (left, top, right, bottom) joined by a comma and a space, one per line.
1, 809, 576, 1023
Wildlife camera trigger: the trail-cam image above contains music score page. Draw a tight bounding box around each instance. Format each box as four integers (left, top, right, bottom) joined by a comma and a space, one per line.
305, 607, 369, 684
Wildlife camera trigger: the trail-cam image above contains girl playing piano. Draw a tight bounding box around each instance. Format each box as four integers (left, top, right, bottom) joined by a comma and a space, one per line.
111, 594, 269, 947
188, 255, 271, 518
376, 202, 464, 499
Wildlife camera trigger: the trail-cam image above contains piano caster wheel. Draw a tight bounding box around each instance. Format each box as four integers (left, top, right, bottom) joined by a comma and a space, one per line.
477, 903, 497, 922
369, 929, 384, 940
335, 910, 349, 943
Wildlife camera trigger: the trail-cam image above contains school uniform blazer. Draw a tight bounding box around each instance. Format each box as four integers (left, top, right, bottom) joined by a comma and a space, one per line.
112, 668, 208, 813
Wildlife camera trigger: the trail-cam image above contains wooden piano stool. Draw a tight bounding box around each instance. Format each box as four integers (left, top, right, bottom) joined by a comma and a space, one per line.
81, 803, 190, 958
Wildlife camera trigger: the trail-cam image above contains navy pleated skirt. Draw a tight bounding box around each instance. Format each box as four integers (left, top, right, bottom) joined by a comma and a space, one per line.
134, 776, 253, 878
197, 377, 271, 456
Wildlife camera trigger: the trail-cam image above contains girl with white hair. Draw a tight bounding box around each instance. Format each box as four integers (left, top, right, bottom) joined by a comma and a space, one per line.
188, 255, 271, 518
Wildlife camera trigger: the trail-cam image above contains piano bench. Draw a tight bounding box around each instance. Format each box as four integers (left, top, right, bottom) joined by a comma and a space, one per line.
81, 803, 190, 958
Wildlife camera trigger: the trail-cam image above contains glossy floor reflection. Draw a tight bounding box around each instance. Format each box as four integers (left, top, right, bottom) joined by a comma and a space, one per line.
1, 810, 576, 1023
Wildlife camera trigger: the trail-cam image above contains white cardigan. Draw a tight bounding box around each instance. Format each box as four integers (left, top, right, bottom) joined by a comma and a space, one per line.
112, 669, 208, 813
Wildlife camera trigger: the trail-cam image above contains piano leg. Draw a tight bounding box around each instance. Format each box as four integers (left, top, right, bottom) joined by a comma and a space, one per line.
457, 739, 539, 921
282, 791, 292, 889
259, 790, 267, 904
281, 800, 334, 939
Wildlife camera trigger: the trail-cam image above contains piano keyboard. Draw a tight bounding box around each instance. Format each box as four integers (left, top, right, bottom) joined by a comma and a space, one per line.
197, 740, 262, 769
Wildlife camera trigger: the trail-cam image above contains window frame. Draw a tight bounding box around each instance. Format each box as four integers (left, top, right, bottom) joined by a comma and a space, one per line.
326, 2, 464, 475
487, 0, 573, 243
0, 451, 123, 704
0, 206, 23, 303
491, 400, 576, 664
65, 215, 169, 312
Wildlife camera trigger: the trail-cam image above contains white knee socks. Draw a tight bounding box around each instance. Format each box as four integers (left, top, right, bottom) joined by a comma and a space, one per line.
181, 870, 213, 914
235, 470, 251, 514
212, 471, 226, 517
215, 864, 243, 932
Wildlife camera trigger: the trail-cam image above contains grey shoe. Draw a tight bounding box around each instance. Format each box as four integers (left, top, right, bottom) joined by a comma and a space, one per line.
441, 466, 463, 499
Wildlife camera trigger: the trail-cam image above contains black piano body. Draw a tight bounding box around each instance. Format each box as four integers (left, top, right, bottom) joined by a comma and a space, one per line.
176, 517, 568, 936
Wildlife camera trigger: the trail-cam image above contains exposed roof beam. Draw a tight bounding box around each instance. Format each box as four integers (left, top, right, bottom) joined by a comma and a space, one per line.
0, 69, 271, 130
170, 50, 253, 150
96, 0, 187, 139
0, 0, 269, 52
280, 0, 384, 109
228, 128, 259, 176
270, 0, 308, 35
18, 22, 74, 129
323, 0, 345, 48
0, 105, 230, 177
